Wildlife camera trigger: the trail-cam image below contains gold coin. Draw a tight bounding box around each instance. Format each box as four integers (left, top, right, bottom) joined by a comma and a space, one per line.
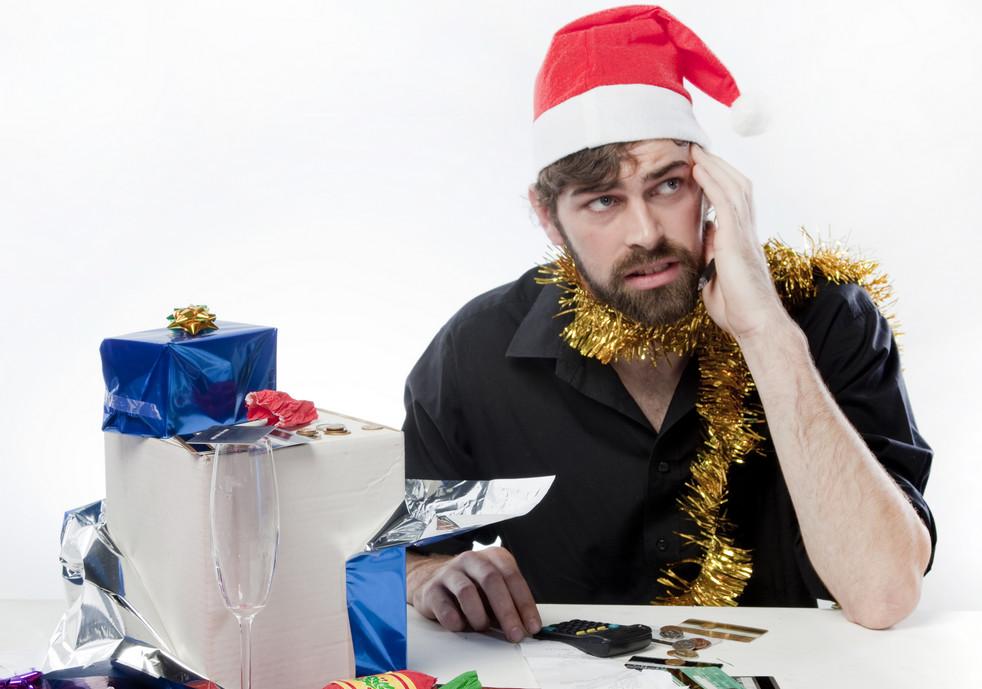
669, 649, 698, 659
296, 429, 320, 438
317, 423, 350, 435
659, 625, 684, 639
690, 638, 711, 650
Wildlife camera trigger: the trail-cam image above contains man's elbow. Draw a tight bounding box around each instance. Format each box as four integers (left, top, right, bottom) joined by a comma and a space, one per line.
843, 571, 924, 630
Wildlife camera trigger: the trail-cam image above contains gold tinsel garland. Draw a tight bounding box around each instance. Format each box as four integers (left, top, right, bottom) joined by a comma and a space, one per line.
535, 235, 897, 606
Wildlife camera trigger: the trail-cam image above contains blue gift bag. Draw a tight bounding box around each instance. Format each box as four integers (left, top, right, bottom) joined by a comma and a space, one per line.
101, 321, 276, 438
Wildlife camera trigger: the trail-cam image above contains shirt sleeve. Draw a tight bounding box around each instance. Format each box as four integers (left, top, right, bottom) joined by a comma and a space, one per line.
792, 281, 937, 602
402, 325, 500, 556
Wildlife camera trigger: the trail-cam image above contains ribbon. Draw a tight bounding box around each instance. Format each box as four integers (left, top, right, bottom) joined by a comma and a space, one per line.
166, 305, 218, 336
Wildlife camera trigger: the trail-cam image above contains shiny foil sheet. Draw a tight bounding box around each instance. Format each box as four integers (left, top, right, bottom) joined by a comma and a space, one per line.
43, 501, 215, 687
44, 478, 553, 685
366, 477, 555, 551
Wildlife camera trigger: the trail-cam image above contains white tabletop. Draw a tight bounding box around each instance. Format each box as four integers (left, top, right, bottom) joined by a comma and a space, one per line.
408, 604, 980, 688
3, 600, 980, 688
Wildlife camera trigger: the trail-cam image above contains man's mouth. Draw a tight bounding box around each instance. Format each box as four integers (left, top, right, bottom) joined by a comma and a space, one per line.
622, 260, 681, 289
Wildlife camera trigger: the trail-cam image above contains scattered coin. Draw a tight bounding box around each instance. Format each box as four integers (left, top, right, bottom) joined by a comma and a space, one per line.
673, 638, 696, 651
296, 429, 320, 438
690, 638, 711, 650
669, 649, 698, 659
664, 658, 686, 666
361, 423, 385, 431
659, 625, 684, 639
317, 423, 350, 435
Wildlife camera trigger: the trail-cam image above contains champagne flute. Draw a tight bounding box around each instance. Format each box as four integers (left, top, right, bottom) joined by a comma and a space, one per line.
210, 438, 280, 689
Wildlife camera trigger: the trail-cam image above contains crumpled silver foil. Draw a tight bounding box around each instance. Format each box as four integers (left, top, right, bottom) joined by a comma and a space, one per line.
42, 500, 215, 687
43, 477, 553, 687
366, 477, 555, 550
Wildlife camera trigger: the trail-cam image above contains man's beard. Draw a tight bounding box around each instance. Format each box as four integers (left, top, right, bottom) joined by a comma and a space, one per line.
558, 227, 703, 327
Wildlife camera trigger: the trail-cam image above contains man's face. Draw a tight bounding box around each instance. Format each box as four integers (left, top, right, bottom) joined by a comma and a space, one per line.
535, 140, 705, 326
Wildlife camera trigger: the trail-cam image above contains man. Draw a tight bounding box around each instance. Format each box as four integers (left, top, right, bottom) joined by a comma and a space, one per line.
402, 5, 935, 641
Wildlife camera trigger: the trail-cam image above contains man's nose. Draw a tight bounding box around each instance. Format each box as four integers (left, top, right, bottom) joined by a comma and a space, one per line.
623, 199, 663, 250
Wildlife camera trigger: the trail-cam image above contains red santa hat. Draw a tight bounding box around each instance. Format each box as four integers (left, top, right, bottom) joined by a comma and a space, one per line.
532, 5, 766, 173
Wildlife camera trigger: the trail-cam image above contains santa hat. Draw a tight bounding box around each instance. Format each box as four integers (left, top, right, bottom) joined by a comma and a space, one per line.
532, 5, 766, 173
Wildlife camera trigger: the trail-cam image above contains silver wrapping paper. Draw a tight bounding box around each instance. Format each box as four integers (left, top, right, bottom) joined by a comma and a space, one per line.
44, 477, 553, 686
366, 477, 555, 550
43, 501, 215, 687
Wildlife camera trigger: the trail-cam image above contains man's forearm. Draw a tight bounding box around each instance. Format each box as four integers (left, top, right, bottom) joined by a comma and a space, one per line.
737, 315, 931, 629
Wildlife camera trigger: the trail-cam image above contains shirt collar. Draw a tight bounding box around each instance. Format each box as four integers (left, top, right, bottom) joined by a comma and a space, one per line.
505, 280, 570, 359
505, 273, 699, 434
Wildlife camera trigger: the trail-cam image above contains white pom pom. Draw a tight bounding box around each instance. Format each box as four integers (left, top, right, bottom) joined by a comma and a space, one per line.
730, 93, 769, 136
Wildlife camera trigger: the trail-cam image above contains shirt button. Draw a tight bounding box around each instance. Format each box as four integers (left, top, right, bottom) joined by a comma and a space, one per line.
657, 461, 669, 473
656, 538, 668, 551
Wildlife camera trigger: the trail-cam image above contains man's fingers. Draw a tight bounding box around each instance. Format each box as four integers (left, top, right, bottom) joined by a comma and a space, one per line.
487, 549, 541, 634
691, 145, 752, 221
411, 548, 538, 641
442, 568, 492, 631
692, 164, 731, 223
459, 553, 527, 642
695, 144, 752, 192
692, 144, 750, 193
702, 220, 717, 269
421, 584, 467, 632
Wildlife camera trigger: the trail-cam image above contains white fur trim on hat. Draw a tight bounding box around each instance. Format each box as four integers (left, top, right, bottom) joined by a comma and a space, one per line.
531, 84, 711, 175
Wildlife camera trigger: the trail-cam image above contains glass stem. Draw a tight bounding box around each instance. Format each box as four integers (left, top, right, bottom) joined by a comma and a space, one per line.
239, 614, 255, 689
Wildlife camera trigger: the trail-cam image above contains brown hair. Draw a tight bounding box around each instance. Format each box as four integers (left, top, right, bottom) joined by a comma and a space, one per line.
533, 139, 689, 223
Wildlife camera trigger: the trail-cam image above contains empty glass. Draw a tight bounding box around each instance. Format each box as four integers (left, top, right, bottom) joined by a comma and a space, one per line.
210, 438, 280, 689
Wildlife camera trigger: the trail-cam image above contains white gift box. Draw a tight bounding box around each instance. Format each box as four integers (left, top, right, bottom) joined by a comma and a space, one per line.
103, 410, 404, 689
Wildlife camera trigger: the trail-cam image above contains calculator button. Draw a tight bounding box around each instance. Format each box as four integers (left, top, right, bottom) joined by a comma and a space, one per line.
585, 627, 597, 633
575, 630, 586, 636
608, 623, 620, 629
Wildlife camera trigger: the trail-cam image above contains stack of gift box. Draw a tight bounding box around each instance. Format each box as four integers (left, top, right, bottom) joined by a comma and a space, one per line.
40, 307, 551, 689
60, 309, 406, 688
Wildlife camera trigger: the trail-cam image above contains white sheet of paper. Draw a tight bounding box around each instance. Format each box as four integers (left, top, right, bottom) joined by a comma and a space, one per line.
519, 638, 678, 689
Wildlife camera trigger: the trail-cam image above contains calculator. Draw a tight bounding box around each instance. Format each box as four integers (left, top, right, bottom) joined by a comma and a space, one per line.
533, 619, 653, 657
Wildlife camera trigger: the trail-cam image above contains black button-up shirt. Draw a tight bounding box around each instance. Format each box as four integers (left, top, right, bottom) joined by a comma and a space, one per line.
403, 266, 936, 606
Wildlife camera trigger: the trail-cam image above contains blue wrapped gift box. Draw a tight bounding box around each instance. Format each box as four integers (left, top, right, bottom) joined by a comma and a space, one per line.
100, 321, 276, 438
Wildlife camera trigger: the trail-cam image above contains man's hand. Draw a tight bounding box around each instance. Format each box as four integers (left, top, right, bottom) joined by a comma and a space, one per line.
406, 547, 541, 642
691, 143, 790, 342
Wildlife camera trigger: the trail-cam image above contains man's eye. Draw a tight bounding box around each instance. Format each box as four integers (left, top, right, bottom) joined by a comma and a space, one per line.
586, 195, 618, 212
655, 178, 683, 195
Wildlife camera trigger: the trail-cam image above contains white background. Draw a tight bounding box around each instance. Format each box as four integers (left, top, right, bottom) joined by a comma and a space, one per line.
1, 0, 980, 610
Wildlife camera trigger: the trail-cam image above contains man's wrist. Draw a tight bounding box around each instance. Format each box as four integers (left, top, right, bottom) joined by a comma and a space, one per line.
736, 311, 807, 359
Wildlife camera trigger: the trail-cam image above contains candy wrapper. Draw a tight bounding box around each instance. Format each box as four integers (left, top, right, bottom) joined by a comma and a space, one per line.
245, 389, 318, 428
321, 670, 435, 689
1, 670, 43, 688
44, 474, 553, 688
101, 321, 276, 438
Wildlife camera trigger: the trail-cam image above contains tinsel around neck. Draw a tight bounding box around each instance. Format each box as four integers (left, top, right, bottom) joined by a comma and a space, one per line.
535, 234, 898, 606
534, 250, 713, 365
